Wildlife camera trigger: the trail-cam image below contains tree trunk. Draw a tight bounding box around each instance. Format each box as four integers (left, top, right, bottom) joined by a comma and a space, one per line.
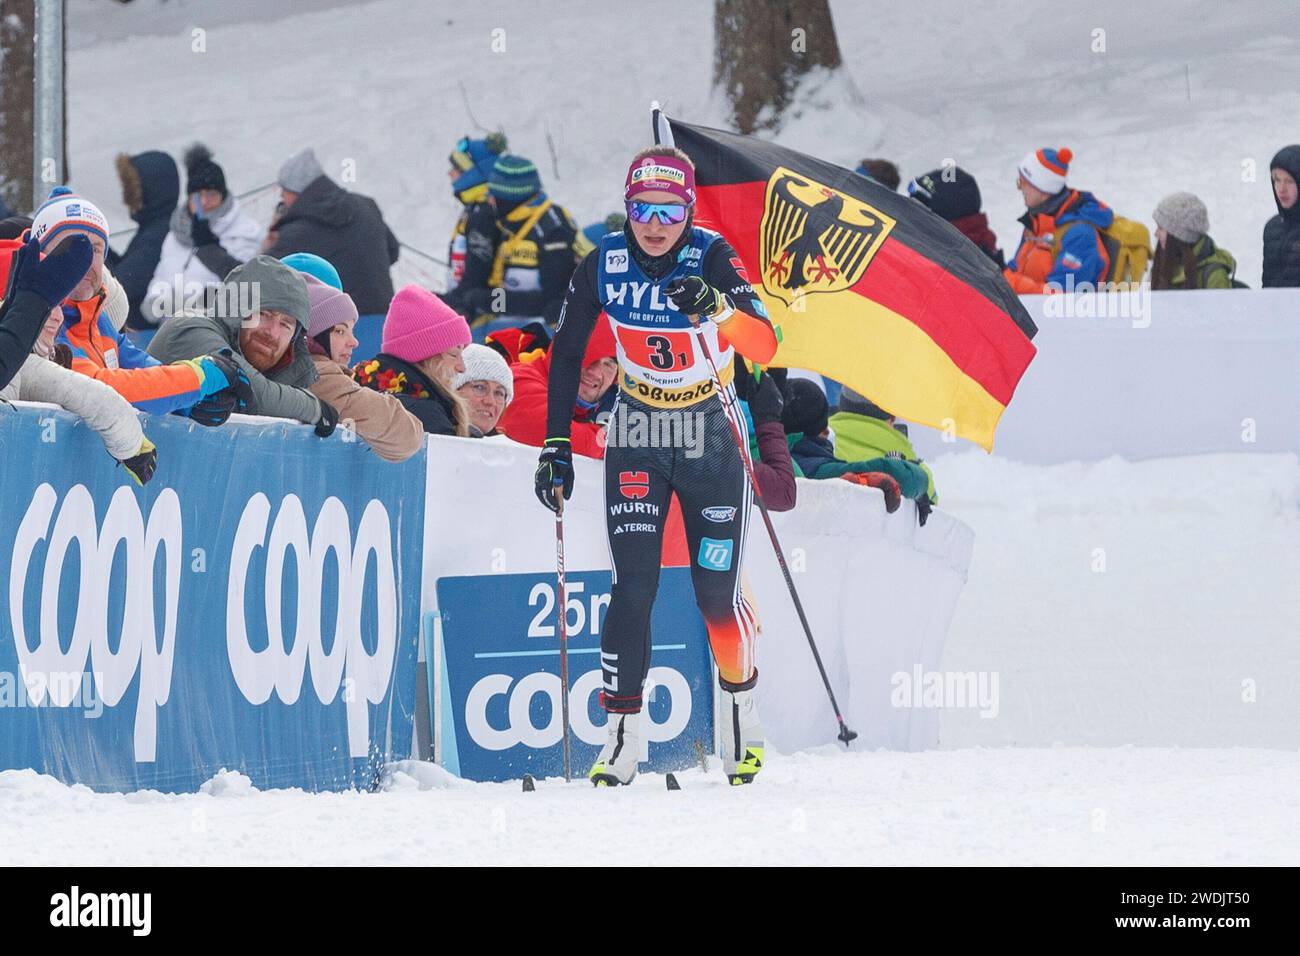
713, 0, 843, 135
0, 0, 36, 215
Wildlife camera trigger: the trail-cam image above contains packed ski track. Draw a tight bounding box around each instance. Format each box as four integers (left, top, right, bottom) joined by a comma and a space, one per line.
3, 746, 1297, 866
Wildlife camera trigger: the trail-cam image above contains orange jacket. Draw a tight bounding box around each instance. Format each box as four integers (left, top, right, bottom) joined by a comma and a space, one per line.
57, 293, 204, 414
1004, 189, 1114, 294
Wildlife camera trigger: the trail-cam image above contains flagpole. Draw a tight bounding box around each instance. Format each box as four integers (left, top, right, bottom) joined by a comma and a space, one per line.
655, 104, 856, 747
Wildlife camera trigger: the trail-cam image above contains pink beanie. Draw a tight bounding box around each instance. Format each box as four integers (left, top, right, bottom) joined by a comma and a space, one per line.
382, 285, 471, 364
303, 274, 359, 355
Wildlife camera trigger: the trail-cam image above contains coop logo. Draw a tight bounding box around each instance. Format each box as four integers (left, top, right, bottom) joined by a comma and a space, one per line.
465, 666, 691, 758
9, 484, 182, 762
227, 493, 398, 758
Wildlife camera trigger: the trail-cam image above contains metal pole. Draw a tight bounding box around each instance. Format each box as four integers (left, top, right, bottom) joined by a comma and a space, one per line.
32, 0, 65, 209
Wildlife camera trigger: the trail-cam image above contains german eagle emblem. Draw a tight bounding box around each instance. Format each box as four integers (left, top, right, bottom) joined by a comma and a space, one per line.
759, 168, 896, 306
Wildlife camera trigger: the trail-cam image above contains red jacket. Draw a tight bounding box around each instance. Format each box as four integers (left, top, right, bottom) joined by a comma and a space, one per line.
499, 314, 616, 458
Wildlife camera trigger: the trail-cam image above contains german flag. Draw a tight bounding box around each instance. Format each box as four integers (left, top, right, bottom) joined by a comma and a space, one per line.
668, 119, 1037, 452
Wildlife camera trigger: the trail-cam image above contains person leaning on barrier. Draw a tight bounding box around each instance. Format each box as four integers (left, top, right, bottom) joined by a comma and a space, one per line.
495, 312, 618, 458
298, 272, 423, 461
352, 285, 472, 437
148, 255, 337, 435
29, 188, 252, 425
1, 234, 157, 484
782, 380, 943, 521
452, 343, 514, 437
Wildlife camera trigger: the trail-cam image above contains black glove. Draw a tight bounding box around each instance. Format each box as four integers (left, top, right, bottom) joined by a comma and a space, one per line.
534, 439, 574, 512
664, 276, 724, 320
3, 234, 93, 310
205, 349, 254, 411
188, 391, 236, 427
119, 437, 158, 486
190, 214, 218, 249
746, 370, 784, 425
916, 495, 933, 527
315, 398, 339, 438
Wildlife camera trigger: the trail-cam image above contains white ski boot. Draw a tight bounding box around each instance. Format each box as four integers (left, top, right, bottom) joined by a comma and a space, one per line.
718, 672, 764, 785
589, 711, 641, 786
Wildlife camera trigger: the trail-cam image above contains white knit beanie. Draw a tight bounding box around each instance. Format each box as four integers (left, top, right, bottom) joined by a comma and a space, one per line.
453, 343, 514, 406
1017, 147, 1072, 196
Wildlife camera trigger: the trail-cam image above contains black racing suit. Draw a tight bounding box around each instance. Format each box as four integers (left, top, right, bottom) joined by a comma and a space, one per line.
545, 224, 777, 711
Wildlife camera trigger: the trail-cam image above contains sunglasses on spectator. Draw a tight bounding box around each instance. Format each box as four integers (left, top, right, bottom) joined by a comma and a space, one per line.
465, 381, 509, 403
625, 200, 691, 225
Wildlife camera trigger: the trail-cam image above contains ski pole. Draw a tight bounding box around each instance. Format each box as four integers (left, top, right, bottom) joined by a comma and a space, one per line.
687, 315, 858, 747
553, 485, 574, 780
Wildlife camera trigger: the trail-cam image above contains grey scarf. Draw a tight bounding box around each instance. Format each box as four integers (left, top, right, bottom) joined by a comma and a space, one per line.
169, 193, 234, 248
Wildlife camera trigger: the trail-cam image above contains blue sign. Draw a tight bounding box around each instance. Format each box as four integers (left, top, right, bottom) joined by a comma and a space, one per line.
436, 569, 714, 782
0, 405, 424, 793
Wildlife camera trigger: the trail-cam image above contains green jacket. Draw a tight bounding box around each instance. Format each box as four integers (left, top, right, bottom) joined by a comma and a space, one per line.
1170, 236, 1238, 290
827, 411, 938, 504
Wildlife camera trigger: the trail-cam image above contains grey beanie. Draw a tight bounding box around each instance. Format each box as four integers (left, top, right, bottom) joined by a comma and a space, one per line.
219, 255, 311, 330
279, 148, 325, 193
1153, 192, 1209, 243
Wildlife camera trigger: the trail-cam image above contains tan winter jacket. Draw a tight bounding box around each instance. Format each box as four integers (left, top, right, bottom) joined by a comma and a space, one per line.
308, 354, 423, 462
1, 354, 145, 460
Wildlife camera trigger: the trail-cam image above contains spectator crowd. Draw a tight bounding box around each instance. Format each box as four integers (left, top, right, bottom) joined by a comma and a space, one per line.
2, 135, 1298, 519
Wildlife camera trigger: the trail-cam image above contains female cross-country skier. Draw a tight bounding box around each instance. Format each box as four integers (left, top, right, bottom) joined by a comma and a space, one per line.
534, 145, 778, 786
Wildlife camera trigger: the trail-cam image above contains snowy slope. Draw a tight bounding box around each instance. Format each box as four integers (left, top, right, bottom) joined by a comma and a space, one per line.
934, 451, 1300, 750
64, 0, 1297, 286
4, 747, 1296, 866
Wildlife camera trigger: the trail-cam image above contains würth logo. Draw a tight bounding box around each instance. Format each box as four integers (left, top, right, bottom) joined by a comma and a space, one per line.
618, 471, 650, 500
49, 886, 151, 936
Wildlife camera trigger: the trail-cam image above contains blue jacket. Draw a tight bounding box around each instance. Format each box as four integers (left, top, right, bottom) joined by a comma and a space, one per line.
1007, 189, 1114, 292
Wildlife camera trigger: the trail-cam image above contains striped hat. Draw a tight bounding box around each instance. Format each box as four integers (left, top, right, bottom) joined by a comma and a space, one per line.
30, 186, 109, 250
1017, 147, 1072, 196
488, 155, 542, 201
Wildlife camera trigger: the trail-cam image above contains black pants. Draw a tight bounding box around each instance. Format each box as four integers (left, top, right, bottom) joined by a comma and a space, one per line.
599, 388, 758, 713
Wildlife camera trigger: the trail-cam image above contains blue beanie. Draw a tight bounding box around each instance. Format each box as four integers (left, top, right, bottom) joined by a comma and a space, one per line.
488, 155, 542, 201
450, 132, 508, 197
280, 252, 342, 290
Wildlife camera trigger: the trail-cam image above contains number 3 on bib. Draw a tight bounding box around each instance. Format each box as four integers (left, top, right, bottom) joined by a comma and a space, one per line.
618, 328, 693, 372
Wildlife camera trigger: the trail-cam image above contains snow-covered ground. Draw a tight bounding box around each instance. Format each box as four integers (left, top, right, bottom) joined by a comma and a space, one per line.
4, 746, 1296, 866
7, 1, 1291, 866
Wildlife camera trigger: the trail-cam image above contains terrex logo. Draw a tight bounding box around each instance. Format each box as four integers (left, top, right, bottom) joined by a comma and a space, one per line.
226, 493, 398, 758
10, 484, 181, 762
618, 471, 650, 500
